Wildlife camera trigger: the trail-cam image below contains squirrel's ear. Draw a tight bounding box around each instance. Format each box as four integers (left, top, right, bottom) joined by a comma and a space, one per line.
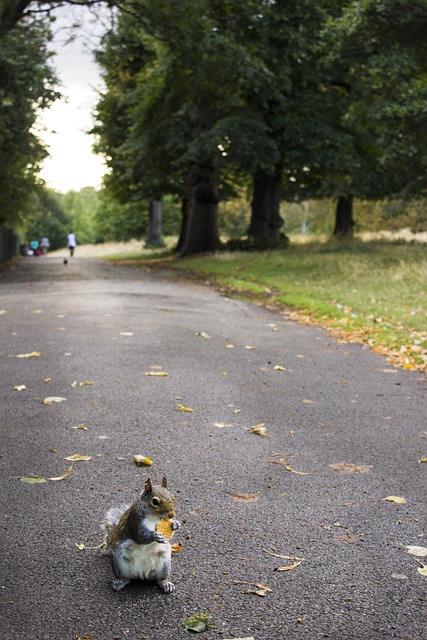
144, 478, 153, 494
161, 476, 168, 488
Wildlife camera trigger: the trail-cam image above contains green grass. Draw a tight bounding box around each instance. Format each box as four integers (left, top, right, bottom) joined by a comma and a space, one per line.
110, 239, 427, 371
171, 241, 427, 371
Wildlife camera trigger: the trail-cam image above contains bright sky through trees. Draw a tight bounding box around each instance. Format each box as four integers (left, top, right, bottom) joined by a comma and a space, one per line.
37, 6, 107, 193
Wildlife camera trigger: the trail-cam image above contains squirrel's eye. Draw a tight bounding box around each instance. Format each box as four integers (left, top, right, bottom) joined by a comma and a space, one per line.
151, 498, 160, 507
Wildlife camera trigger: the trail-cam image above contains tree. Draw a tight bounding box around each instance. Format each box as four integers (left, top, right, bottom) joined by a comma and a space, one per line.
0, 17, 59, 227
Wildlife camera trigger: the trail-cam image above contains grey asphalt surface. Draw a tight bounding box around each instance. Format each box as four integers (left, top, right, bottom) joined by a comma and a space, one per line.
0, 255, 426, 640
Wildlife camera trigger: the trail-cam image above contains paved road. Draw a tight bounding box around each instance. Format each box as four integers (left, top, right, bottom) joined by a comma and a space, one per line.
1, 256, 426, 640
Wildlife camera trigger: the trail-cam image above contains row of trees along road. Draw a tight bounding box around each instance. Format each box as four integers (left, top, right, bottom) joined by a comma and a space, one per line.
1, 1, 427, 255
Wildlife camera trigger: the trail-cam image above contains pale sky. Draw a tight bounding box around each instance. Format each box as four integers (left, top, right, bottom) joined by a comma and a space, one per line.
37, 7, 109, 193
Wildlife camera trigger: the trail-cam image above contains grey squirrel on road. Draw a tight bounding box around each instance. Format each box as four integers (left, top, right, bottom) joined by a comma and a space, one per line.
103, 477, 181, 593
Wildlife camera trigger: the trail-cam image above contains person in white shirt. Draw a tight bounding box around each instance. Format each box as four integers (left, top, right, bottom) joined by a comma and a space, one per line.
67, 231, 76, 257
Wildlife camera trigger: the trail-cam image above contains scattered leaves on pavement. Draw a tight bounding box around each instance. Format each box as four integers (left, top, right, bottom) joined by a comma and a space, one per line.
274, 561, 302, 572
134, 455, 153, 466
43, 396, 66, 405
49, 466, 73, 481
403, 545, 427, 557
181, 613, 210, 633
329, 461, 373, 474
196, 331, 212, 339
249, 423, 268, 436
64, 454, 92, 461
176, 403, 193, 412
225, 491, 259, 502
16, 351, 41, 358
145, 371, 169, 376
384, 495, 407, 504
17, 474, 47, 484
233, 581, 272, 597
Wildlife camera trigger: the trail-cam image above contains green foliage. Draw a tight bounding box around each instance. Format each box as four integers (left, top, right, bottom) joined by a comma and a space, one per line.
61, 187, 100, 244
22, 189, 71, 250
0, 18, 59, 227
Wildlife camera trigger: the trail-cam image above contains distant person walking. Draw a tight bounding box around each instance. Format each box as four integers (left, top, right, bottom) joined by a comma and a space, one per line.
40, 236, 50, 255
67, 231, 76, 257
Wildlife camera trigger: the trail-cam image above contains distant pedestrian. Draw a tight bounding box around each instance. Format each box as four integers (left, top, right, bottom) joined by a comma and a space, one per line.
40, 236, 50, 255
67, 231, 76, 257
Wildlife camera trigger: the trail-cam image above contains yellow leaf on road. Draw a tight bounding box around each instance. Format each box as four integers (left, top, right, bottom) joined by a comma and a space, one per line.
418, 457, 427, 464
64, 454, 91, 461
16, 351, 41, 358
384, 495, 407, 504
71, 424, 88, 430
176, 403, 193, 412
249, 423, 268, 436
14, 385, 26, 391
145, 371, 169, 376
120, 332, 134, 336
49, 466, 73, 481
43, 396, 66, 404
134, 455, 153, 466
275, 561, 302, 572
274, 365, 286, 371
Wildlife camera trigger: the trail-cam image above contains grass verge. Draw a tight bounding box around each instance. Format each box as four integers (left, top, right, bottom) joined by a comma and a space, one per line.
109, 239, 427, 373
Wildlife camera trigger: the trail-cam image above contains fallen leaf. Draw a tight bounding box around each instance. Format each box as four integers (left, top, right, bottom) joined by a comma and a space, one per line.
225, 491, 259, 502
245, 345, 256, 350
268, 458, 310, 475
302, 399, 316, 404
176, 403, 193, 412
120, 332, 134, 336
98, 435, 109, 440
14, 385, 26, 391
417, 563, 427, 577
71, 424, 88, 430
76, 543, 86, 550
145, 371, 169, 377
71, 381, 78, 387
329, 461, 373, 474
0, 309, 6, 315
181, 613, 210, 633
212, 422, 233, 429
392, 573, 408, 580
196, 331, 212, 339
233, 581, 272, 597
262, 549, 304, 561
404, 545, 427, 557
79, 381, 94, 386
42, 396, 66, 405
384, 495, 407, 504
64, 454, 92, 461
16, 351, 41, 358
44, 377, 52, 383
274, 365, 286, 371
17, 474, 47, 484
249, 423, 268, 436
171, 543, 184, 553
31, 309, 43, 314
225, 344, 234, 348
418, 457, 427, 464
134, 455, 153, 466
274, 561, 302, 572
49, 466, 73, 481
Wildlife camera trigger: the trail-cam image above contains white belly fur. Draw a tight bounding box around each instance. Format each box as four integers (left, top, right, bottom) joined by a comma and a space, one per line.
114, 538, 171, 581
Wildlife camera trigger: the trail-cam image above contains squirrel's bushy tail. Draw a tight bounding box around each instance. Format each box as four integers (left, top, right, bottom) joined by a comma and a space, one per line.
102, 504, 130, 531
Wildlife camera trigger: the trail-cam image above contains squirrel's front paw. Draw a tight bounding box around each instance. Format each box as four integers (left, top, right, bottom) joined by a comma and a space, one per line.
172, 518, 181, 531
153, 531, 167, 544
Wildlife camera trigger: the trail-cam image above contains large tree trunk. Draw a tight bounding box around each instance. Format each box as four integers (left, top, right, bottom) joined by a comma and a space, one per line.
175, 197, 189, 254
179, 160, 220, 256
333, 195, 354, 238
248, 171, 286, 247
146, 197, 164, 247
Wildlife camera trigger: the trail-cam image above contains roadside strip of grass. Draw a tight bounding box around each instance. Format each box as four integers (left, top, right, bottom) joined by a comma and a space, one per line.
110, 241, 427, 373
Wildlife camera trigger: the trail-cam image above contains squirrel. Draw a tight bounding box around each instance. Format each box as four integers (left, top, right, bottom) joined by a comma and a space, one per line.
102, 476, 181, 594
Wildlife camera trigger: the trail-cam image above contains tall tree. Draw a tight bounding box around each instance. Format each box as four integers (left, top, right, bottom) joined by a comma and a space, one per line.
0, 17, 58, 226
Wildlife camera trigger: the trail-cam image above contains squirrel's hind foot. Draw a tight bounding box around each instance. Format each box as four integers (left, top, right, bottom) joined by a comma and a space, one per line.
157, 580, 175, 594
112, 578, 131, 591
